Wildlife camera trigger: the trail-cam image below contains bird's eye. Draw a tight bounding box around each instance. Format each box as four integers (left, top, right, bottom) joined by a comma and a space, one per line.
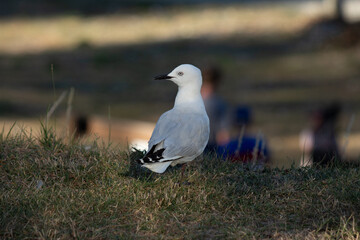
177, 71, 184, 76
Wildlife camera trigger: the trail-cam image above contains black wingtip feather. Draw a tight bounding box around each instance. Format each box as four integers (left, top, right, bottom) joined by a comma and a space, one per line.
138, 145, 165, 165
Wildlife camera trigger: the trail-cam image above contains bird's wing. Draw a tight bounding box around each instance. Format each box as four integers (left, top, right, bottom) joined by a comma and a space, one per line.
148, 109, 209, 159
148, 110, 176, 150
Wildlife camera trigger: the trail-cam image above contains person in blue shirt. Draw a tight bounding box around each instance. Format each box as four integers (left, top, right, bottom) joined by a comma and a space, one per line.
217, 106, 270, 165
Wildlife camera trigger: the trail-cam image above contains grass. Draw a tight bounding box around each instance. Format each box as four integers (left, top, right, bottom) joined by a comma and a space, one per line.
1, 125, 360, 239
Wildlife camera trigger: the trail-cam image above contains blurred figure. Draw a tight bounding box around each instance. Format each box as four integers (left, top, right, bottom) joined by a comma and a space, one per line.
201, 66, 231, 153
217, 106, 270, 166
299, 102, 341, 167
71, 115, 89, 138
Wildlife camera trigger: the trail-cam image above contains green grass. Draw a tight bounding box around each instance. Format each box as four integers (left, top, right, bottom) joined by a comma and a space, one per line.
1, 126, 360, 239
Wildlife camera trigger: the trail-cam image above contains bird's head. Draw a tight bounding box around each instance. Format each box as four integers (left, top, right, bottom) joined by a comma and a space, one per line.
154, 64, 202, 88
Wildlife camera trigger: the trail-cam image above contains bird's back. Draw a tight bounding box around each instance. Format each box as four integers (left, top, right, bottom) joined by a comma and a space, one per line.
149, 107, 209, 159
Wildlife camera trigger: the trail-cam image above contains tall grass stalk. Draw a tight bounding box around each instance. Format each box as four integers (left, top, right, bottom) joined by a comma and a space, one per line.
46, 91, 68, 125
66, 88, 75, 138
251, 130, 261, 163
235, 124, 246, 156
301, 139, 312, 167
342, 113, 356, 158
108, 105, 111, 144
259, 132, 266, 161
0, 121, 16, 141
51, 64, 56, 100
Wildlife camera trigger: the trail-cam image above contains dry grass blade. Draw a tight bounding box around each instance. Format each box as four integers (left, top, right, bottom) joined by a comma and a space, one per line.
342, 113, 356, 158
46, 91, 68, 123
66, 87, 75, 138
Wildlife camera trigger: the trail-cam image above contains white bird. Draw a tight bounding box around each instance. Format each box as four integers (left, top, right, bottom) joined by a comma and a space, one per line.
137, 64, 210, 173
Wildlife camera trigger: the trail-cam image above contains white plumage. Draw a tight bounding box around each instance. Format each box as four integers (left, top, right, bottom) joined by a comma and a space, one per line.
137, 64, 210, 173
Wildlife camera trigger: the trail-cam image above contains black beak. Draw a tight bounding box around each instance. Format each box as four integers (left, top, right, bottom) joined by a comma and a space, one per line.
154, 74, 173, 80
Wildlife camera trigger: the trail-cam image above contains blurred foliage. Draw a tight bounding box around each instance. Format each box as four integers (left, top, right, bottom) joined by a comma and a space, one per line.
0, 2, 359, 166
0, 101, 16, 116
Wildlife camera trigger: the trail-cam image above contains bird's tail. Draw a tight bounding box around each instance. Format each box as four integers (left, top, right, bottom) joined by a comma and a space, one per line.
141, 161, 172, 174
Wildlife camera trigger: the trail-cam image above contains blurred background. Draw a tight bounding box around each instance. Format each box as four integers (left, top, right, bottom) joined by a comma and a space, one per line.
1, 0, 359, 167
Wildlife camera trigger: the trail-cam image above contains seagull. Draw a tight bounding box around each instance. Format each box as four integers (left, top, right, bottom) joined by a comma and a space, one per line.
137, 64, 210, 173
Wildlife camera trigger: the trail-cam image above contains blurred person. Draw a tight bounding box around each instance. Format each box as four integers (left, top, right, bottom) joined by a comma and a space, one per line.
217, 106, 270, 166
299, 102, 341, 167
71, 115, 89, 138
201, 66, 231, 153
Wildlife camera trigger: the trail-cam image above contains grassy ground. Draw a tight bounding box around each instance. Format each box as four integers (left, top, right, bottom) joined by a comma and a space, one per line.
1, 127, 360, 239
